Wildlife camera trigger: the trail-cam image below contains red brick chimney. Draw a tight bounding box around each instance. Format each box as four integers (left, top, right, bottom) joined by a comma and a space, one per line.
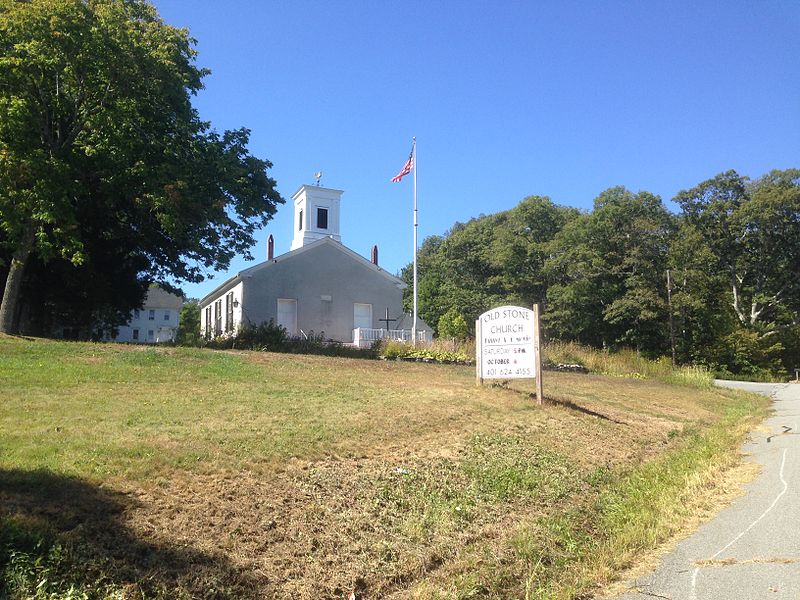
371, 245, 378, 266
267, 234, 274, 260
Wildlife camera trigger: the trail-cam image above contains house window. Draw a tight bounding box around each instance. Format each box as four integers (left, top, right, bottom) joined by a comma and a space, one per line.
132, 329, 139, 341
149, 309, 155, 321
205, 306, 211, 338
298, 209, 303, 230
164, 310, 170, 321
317, 207, 328, 230
225, 292, 234, 332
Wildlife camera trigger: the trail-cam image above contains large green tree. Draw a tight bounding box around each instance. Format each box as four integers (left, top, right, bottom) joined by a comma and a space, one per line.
484, 195, 579, 305
544, 187, 673, 352
403, 196, 575, 334
672, 169, 800, 375
400, 170, 797, 377
0, 0, 282, 333
674, 170, 800, 330
666, 220, 733, 364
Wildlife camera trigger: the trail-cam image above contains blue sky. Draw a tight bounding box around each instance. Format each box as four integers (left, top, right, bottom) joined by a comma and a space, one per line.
151, 0, 800, 301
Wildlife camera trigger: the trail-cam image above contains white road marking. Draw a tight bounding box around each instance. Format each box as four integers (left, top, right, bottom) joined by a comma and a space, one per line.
689, 448, 788, 600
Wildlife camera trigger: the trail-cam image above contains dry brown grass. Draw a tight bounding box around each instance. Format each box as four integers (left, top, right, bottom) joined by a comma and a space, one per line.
0, 337, 769, 599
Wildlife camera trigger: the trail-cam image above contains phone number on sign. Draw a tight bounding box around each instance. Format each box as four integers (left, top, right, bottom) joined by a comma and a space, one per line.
484, 367, 532, 377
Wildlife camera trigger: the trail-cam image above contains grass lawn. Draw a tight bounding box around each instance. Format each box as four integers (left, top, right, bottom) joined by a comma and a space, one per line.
0, 336, 769, 599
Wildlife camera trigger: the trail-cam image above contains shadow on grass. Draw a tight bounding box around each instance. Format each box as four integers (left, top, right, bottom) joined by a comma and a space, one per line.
544, 395, 629, 425
0, 468, 258, 599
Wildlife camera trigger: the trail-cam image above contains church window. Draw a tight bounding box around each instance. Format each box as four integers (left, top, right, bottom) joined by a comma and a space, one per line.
164, 311, 170, 321
132, 329, 139, 341
133, 309, 140, 320
204, 306, 211, 338
148, 330, 154, 341
214, 299, 223, 336
149, 309, 155, 321
317, 207, 328, 230
298, 209, 303, 230
225, 292, 234, 332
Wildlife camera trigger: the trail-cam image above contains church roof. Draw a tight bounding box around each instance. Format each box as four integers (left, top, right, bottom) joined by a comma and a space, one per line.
199, 237, 405, 306
393, 312, 432, 332
144, 286, 184, 309
291, 184, 344, 199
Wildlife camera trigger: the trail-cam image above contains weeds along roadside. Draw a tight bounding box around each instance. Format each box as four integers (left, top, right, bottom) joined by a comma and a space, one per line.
543, 340, 716, 388
422, 367, 764, 598
512, 392, 767, 599
195, 324, 719, 388
379, 338, 716, 389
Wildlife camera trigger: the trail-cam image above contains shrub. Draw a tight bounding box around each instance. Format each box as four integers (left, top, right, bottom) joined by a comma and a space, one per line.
375, 339, 472, 364
206, 320, 287, 351
283, 331, 376, 359
175, 300, 203, 347
206, 322, 376, 359
711, 328, 786, 380
374, 339, 409, 359
438, 308, 469, 340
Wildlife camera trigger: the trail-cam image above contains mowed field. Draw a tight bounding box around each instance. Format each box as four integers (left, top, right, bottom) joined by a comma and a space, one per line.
0, 336, 768, 599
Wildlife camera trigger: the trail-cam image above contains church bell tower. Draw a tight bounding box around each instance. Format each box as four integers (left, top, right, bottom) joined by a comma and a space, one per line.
290, 185, 343, 250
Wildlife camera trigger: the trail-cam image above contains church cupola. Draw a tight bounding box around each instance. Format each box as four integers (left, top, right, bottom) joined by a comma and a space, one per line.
290, 184, 343, 250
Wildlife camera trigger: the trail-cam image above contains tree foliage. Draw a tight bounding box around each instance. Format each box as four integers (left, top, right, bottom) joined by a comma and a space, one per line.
406, 170, 799, 378
437, 307, 468, 339
545, 187, 673, 353
0, 0, 283, 333
175, 299, 201, 347
403, 196, 576, 334
669, 169, 800, 375
675, 170, 800, 329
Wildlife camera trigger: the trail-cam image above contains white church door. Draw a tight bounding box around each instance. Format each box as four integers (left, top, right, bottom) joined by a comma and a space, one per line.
354, 303, 373, 331
277, 299, 297, 336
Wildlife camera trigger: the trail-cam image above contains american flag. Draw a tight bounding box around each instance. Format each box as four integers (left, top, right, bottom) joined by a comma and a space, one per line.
391, 148, 414, 182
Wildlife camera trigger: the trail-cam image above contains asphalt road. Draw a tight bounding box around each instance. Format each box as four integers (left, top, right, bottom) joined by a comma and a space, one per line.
606, 380, 800, 600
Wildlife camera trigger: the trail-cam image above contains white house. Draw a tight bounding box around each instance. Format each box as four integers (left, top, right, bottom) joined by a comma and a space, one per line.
113, 287, 183, 343
199, 184, 431, 346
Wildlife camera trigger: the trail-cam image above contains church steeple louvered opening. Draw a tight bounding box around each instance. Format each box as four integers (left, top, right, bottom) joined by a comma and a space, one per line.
290, 185, 343, 250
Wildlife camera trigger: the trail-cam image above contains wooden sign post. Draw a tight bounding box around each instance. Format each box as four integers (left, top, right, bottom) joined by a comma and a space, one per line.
532, 303, 543, 404
476, 304, 543, 405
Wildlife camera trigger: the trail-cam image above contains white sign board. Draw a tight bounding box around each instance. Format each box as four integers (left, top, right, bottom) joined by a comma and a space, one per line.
476, 305, 537, 380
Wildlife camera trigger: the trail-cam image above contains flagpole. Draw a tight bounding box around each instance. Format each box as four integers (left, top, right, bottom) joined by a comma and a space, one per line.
412, 136, 418, 347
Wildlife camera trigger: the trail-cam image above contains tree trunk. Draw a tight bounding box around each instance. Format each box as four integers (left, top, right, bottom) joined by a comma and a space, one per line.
0, 224, 36, 334
731, 280, 747, 325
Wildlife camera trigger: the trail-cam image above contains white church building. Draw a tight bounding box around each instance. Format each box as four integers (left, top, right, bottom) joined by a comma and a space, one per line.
199, 184, 430, 346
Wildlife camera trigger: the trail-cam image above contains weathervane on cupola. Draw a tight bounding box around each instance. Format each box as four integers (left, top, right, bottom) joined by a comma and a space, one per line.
314, 171, 323, 186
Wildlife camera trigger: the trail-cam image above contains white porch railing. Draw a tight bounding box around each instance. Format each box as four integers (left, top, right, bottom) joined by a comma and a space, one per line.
353, 328, 429, 348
